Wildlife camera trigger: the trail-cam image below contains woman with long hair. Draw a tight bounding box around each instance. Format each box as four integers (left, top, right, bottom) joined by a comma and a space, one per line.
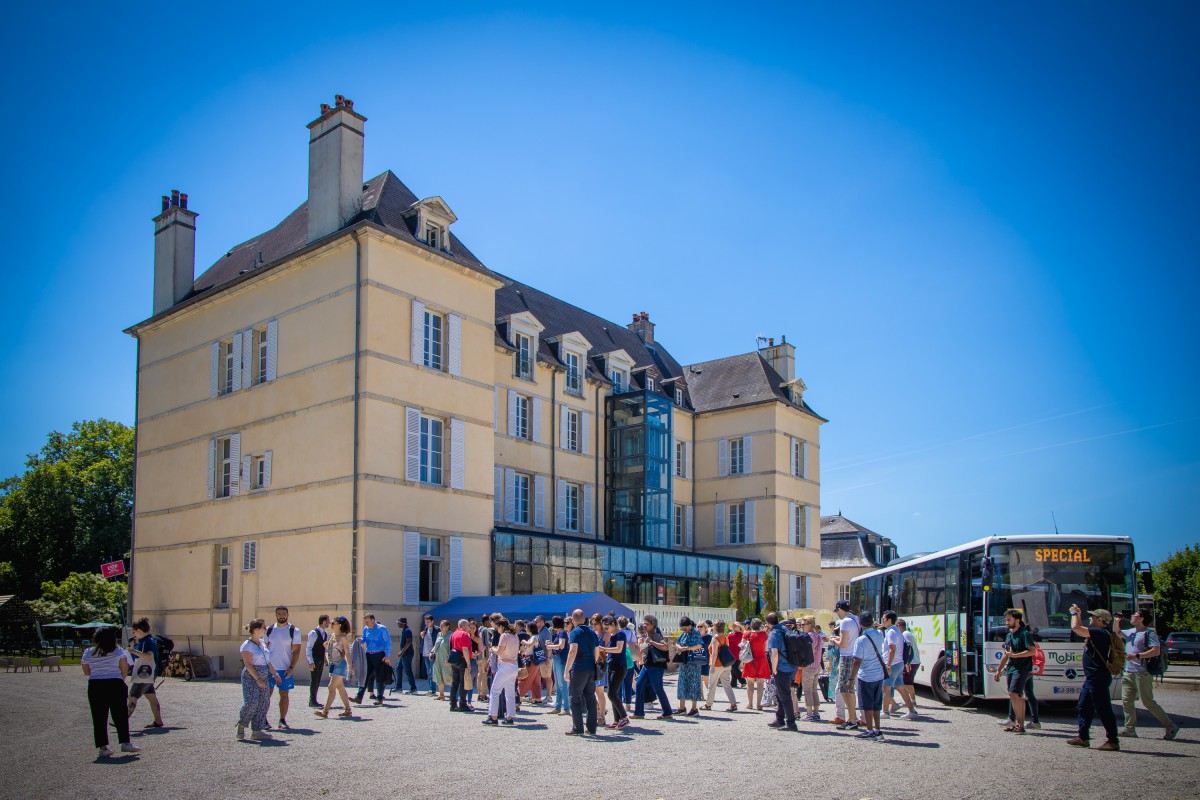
81, 627, 138, 757
590, 613, 609, 724
315, 616, 354, 719
237, 619, 282, 740
600, 615, 630, 729
483, 617, 519, 726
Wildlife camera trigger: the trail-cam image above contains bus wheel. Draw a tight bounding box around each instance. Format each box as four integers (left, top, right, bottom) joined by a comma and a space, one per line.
930, 658, 963, 706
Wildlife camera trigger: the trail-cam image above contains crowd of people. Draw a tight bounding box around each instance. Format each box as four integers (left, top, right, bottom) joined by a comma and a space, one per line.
78, 602, 1183, 757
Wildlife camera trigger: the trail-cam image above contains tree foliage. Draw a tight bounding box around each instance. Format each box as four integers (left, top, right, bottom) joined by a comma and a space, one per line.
761, 569, 778, 614
29, 571, 127, 625
0, 419, 133, 596
731, 567, 752, 621
1152, 544, 1200, 636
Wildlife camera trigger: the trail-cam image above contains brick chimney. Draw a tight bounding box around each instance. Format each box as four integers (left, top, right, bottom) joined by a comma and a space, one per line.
628, 311, 655, 345
760, 335, 795, 382
152, 190, 197, 314
307, 95, 366, 243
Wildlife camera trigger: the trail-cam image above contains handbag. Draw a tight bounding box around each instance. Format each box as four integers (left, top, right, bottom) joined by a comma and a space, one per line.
448, 648, 464, 667
739, 637, 753, 664
716, 635, 736, 668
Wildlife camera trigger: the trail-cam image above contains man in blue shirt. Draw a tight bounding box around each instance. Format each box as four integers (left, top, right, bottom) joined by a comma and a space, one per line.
766, 612, 798, 732
563, 608, 601, 735
354, 614, 391, 706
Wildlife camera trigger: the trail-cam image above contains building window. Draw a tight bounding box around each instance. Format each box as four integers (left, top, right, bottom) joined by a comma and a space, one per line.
792, 575, 809, 609
565, 483, 580, 532
216, 436, 233, 498
837, 582, 852, 603
610, 368, 627, 393
728, 438, 744, 475
565, 409, 579, 452
242, 541, 257, 572
420, 416, 444, 484
515, 334, 533, 380
423, 310, 444, 371
728, 502, 746, 544
792, 438, 807, 478
425, 224, 442, 250
673, 504, 685, 547
250, 455, 265, 490
514, 473, 531, 525
514, 396, 530, 440
218, 339, 236, 395
675, 386, 683, 405
675, 440, 686, 478
564, 351, 582, 395
419, 535, 441, 603
645, 375, 655, 392
793, 503, 807, 547
216, 545, 230, 607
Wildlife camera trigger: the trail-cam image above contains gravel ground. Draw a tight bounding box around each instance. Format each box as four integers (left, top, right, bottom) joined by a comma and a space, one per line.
3, 669, 1198, 800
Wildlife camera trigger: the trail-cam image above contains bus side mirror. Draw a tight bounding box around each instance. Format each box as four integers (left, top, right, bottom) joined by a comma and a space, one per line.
1141, 569, 1154, 593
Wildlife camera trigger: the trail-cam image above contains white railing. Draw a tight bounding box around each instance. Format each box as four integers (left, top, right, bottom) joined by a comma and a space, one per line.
626, 604, 737, 634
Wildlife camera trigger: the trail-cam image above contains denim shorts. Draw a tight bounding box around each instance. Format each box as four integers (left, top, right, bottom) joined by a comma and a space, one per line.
885, 665, 905, 688
1006, 670, 1031, 695
329, 660, 347, 678
268, 673, 295, 691
858, 679, 884, 711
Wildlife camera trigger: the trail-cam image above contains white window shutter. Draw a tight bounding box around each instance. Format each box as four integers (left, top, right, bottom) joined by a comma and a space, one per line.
231, 331, 243, 392
263, 450, 273, 488
405, 407, 420, 481
265, 319, 278, 381
228, 434, 241, 496
449, 536, 463, 599
745, 500, 755, 544
583, 484, 594, 535
556, 479, 567, 532
209, 342, 219, 398
404, 531, 419, 605
447, 313, 462, 376
494, 387, 500, 432
507, 392, 517, 437
581, 412, 591, 455
411, 300, 425, 363
559, 404, 568, 450
671, 438, 677, 476
742, 435, 753, 473
534, 474, 546, 528
790, 438, 798, 477
493, 467, 503, 521
801, 441, 809, 479
807, 506, 816, 549
788, 501, 797, 545
505, 468, 516, 523
685, 441, 692, 479
242, 455, 251, 491
532, 397, 543, 443
206, 439, 216, 499
790, 574, 798, 610
715, 502, 726, 545
685, 505, 694, 548
449, 418, 465, 490
718, 439, 729, 477
241, 329, 252, 388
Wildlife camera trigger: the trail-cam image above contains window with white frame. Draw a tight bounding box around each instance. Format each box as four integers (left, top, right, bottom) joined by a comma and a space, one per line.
425, 223, 443, 250
564, 483, 580, 532
837, 582, 852, 603
793, 503, 807, 546
791, 575, 809, 609
216, 545, 230, 607
218, 339, 236, 395
792, 438, 807, 478
515, 334, 533, 380
728, 502, 747, 544
419, 535, 441, 603
242, 541, 257, 572
423, 309, 444, 371
565, 408, 579, 452
564, 351, 582, 395
675, 386, 683, 405
253, 328, 269, 385
514, 396, 530, 440
728, 438, 744, 475
610, 368, 628, 393
645, 375, 655, 392
250, 455, 266, 490
216, 436, 234, 498
420, 416, 444, 484
514, 473, 531, 525
673, 504, 685, 547
675, 440, 686, 478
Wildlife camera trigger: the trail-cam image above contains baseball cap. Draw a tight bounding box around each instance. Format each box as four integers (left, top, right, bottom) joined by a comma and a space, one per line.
782, 617, 797, 625
397, 617, 408, 625
1090, 609, 1113, 624
834, 600, 851, 612
742, 619, 752, 626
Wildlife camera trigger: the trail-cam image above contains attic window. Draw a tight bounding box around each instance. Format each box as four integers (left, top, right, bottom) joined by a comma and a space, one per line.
425, 224, 444, 251
645, 376, 655, 392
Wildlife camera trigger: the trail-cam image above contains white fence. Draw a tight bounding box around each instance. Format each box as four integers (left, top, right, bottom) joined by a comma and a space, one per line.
626, 604, 737, 634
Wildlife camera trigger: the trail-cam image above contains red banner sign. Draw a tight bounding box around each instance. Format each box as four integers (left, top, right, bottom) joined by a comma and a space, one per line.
100, 560, 126, 579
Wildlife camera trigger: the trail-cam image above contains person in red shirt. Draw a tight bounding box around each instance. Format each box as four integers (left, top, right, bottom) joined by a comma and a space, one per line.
448, 620, 474, 712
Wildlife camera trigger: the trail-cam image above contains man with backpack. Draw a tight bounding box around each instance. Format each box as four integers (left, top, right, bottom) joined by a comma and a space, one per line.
881, 611, 916, 720
1116, 610, 1178, 740
993, 609, 1035, 734
1065, 605, 1121, 751
765, 612, 799, 732
265, 606, 304, 727
127, 617, 165, 728
847, 612, 888, 741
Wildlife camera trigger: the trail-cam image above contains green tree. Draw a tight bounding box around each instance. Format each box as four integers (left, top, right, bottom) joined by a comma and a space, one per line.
1152, 544, 1200, 636
761, 569, 778, 614
29, 571, 128, 625
0, 419, 134, 596
0, 561, 17, 594
731, 567, 751, 621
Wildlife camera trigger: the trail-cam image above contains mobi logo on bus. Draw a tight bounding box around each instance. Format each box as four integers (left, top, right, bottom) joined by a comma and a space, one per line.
1048, 650, 1082, 665
1034, 548, 1091, 563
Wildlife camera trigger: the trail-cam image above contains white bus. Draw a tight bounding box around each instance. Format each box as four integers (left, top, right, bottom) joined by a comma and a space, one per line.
849, 535, 1149, 704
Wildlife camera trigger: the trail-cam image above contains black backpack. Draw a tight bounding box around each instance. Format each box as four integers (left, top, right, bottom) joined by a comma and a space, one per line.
151, 634, 173, 679
902, 639, 915, 665
1142, 630, 1168, 677
784, 627, 814, 668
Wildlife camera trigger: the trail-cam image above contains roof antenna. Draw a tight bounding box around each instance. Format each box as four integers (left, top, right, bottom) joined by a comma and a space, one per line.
1051, 511, 1060, 535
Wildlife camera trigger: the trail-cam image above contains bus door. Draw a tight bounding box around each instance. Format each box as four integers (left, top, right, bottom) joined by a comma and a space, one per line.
963, 551, 985, 695
945, 555, 964, 693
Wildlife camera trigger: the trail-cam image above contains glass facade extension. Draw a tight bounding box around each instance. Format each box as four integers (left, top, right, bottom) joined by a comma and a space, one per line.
607, 389, 673, 549
493, 529, 769, 609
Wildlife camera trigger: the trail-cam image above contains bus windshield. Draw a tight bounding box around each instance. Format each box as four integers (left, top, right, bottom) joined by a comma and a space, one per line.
987, 543, 1134, 642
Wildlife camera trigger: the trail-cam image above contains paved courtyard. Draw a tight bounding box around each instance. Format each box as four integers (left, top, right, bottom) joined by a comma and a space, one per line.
3, 669, 1198, 800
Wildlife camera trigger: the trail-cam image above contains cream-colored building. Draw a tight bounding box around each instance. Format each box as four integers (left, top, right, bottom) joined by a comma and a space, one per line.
818, 514, 898, 617
126, 96, 825, 667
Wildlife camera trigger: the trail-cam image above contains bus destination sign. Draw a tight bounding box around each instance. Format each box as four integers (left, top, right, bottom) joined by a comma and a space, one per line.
1034, 548, 1091, 564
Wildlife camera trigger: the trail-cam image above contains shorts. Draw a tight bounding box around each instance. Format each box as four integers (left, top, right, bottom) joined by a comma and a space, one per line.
129, 682, 156, 698
1006, 670, 1031, 695
858, 678, 884, 712
836, 663, 856, 694
885, 665, 904, 688
903, 664, 916, 685
329, 660, 347, 678
269, 673, 296, 691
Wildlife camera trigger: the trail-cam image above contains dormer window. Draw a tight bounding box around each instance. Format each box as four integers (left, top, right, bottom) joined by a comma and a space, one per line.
405, 196, 457, 255
425, 224, 443, 250
564, 351, 582, 395
675, 386, 684, 405
610, 369, 628, 393
645, 375, 655, 392
515, 334, 533, 380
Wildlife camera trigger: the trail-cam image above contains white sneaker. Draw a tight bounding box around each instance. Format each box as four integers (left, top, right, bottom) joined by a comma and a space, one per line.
119, 743, 140, 753
250, 730, 272, 741
901, 711, 919, 720
97, 746, 113, 758
996, 718, 1012, 725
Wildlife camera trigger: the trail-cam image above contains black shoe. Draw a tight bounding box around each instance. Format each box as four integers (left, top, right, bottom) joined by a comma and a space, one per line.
308, 701, 321, 708
767, 721, 785, 728
482, 717, 499, 726
500, 718, 515, 725
782, 724, 800, 732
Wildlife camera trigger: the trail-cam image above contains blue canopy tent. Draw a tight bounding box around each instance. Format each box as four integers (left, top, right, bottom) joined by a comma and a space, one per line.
422, 593, 635, 623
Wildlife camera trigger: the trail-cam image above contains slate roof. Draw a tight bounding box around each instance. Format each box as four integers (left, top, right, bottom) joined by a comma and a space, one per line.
683, 352, 825, 418
193, 171, 492, 295
820, 515, 896, 569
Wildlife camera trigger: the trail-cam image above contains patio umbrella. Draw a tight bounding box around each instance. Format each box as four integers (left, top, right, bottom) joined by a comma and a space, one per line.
75, 621, 118, 629
41, 622, 78, 628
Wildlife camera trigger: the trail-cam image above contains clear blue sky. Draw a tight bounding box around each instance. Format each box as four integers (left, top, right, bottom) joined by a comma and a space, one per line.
1, 3, 1196, 563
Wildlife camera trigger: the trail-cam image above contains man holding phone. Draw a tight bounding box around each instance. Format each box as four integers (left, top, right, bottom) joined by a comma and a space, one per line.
993, 609, 1034, 733
1065, 604, 1120, 751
